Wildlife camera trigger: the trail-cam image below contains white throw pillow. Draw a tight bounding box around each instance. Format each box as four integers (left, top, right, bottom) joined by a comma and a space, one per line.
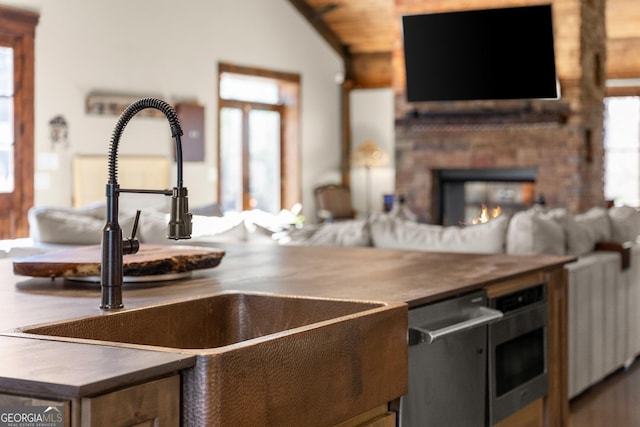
608, 206, 640, 242
369, 213, 508, 254
506, 208, 566, 255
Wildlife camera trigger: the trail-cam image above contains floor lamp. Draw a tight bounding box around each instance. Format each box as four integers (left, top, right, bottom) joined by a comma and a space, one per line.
352, 139, 388, 215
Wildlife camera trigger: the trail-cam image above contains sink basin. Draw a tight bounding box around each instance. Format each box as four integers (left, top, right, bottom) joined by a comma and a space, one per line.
20, 292, 385, 349
13, 291, 408, 427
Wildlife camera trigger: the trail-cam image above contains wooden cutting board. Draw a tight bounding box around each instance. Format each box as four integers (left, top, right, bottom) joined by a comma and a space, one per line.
13, 244, 225, 278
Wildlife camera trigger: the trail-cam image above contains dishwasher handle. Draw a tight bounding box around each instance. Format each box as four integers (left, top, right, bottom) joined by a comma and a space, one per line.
408, 306, 503, 346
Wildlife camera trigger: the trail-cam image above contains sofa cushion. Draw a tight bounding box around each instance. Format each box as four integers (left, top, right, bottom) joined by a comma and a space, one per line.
546, 208, 597, 257
369, 214, 508, 253
506, 208, 565, 255
608, 205, 640, 242
28, 205, 135, 245
306, 219, 371, 247
574, 207, 611, 242
275, 226, 322, 246
278, 219, 371, 247
137, 211, 248, 244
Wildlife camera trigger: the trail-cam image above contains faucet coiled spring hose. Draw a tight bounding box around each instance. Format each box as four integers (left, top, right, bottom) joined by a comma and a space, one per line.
108, 98, 184, 187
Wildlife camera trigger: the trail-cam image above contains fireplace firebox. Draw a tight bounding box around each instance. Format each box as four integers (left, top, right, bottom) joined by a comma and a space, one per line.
434, 168, 537, 226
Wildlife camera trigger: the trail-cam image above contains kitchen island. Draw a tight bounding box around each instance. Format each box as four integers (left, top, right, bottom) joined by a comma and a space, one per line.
0, 243, 574, 426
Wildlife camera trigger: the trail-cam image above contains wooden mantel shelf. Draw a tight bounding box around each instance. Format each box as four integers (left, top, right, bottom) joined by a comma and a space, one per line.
397, 100, 572, 127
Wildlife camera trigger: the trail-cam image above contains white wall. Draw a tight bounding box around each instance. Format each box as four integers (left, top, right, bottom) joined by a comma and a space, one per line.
2, 0, 343, 216
350, 88, 395, 215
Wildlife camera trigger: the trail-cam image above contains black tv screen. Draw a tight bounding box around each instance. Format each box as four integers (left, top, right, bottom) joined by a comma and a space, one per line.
402, 4, 558, 102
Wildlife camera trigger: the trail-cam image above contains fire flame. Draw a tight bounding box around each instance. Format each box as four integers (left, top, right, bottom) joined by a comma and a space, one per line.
471, 205, 502, 224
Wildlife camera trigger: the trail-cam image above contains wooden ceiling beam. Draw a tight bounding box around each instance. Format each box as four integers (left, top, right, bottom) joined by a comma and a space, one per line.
288, 0, 351, 63
351, 52, 392, 88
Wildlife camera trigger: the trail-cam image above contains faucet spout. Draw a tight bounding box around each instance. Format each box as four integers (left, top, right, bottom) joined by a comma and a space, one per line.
100, 98, 192, 310
169, 186, 192, 239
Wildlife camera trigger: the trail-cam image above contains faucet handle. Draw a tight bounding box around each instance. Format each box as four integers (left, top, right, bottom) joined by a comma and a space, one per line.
130, 210, 141, 240
123, 210, 141, 255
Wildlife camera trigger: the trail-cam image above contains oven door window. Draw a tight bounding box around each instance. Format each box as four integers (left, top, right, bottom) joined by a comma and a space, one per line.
495, 327, 545, 396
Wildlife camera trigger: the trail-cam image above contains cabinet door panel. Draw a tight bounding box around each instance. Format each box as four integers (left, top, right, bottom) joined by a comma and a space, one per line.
81, 375, 179, 426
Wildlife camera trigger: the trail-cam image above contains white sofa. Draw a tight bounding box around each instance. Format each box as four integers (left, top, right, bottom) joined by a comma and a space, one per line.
6, 203, 640, 399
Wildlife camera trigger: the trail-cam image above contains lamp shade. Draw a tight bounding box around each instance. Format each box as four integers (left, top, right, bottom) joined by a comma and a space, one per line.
352, 139, 388, 168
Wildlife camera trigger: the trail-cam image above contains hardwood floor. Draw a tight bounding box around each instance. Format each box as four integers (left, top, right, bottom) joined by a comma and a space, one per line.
569, 359, 640, 426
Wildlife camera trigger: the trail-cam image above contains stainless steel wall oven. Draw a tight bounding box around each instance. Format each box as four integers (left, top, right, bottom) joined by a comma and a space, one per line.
488, 283, 548, 425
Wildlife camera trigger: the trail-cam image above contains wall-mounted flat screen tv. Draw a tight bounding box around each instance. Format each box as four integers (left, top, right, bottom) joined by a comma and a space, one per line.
402, 4, 558, 102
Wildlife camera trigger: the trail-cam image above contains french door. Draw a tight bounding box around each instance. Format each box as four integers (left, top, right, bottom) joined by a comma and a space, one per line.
219, 100, 283, 214
0, 8, 38, 239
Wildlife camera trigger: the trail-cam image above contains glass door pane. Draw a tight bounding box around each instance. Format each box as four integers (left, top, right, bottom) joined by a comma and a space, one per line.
219, 107, 243, 212
604, 97, 640, 206
249, 110, 280, 213
0, 46, 14, 193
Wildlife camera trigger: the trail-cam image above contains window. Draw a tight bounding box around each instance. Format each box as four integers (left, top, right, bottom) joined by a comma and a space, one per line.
604, 97, 640, 206
0, 46, 14, 193
217, 63, 300, 214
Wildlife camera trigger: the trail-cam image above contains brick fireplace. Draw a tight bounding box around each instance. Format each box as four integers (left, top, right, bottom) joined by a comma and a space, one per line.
394, 108, 596, 222
392, 0, 607, 223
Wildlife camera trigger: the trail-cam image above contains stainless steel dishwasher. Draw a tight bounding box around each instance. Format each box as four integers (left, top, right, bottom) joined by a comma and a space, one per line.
399, 290, 503, 427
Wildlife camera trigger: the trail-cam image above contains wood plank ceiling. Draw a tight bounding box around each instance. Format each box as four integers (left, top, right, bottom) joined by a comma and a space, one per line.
289, 0, 640, 89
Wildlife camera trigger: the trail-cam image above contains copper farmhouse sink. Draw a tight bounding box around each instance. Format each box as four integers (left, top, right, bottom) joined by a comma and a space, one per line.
12, 291, 408, 427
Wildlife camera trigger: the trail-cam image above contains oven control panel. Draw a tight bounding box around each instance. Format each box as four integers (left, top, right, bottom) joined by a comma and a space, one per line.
491, 283, 545, 313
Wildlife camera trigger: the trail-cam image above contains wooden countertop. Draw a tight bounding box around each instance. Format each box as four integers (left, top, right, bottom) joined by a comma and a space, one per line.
0, 243, 574, 398
0, 336, 194, 397
206, 244, 574, 308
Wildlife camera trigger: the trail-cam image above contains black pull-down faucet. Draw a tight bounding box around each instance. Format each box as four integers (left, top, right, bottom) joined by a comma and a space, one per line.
101, 98, 192, 310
